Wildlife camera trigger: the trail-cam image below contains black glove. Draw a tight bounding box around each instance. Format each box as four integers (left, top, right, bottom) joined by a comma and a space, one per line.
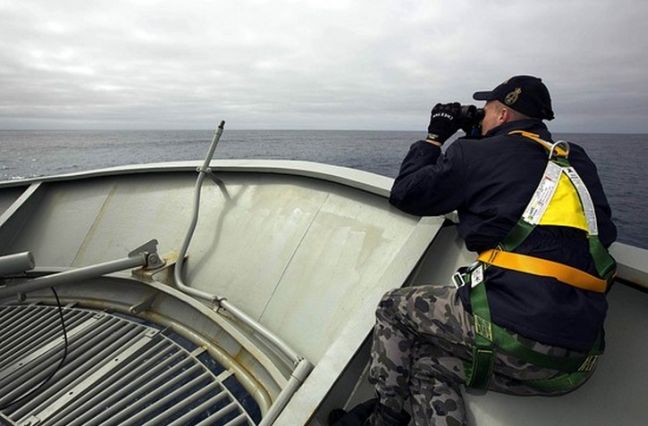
427, 102, 462, 144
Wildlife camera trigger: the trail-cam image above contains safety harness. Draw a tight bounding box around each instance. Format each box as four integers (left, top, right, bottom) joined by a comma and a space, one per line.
459, 131, 616, 392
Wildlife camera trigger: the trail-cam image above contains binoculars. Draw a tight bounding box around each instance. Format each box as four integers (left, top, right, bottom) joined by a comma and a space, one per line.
460, 105, 485, 129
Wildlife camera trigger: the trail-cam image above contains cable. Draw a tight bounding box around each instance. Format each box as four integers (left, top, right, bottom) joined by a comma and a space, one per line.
0, 288, 69, 411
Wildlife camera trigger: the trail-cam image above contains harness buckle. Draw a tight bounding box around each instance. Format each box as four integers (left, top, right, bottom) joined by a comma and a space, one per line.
452, 272, 466, 288
474, 315, 493, 341
452, 261, 481, 288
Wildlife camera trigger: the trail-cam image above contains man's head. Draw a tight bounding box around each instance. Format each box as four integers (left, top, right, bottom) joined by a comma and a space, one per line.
473, 75, 554, 135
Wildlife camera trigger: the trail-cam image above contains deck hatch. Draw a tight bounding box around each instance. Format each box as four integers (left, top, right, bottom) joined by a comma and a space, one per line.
0, 304, 260, 426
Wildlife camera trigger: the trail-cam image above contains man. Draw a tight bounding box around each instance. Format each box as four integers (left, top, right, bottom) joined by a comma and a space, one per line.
331, 76, 616, 425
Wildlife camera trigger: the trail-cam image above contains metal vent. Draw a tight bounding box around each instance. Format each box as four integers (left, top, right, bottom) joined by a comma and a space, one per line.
0, 304, 259, 426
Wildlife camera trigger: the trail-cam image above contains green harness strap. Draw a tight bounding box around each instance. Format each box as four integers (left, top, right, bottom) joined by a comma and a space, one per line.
589, 236, 617, 281
464, 133, 613, 392
499, 139, 616, 282
465, 269, 603, 391
464, 266, 495, 389
501, 216, 615, 283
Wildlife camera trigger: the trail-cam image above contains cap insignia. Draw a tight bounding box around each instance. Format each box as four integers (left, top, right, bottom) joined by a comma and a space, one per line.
505, 88, 521, 105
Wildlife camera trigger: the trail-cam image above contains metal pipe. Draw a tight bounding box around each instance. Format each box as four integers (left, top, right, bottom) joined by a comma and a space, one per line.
174, 121, 225, 303
0, 254, 147, 298
0, 251, 34, 276
172, 121, 307, 366
200, 121, 226, 172
258, 358, 314, 426
220, 299, 301, 363
170, 121, 315, 423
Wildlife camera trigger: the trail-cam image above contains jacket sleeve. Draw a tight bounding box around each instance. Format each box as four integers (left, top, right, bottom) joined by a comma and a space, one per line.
389, 140, 467, 216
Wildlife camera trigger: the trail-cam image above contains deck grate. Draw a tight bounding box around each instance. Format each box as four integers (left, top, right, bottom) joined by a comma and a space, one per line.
0, 304, 260, 426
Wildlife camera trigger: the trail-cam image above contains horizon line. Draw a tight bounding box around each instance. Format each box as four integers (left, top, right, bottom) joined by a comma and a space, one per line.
1, 128, 647, 136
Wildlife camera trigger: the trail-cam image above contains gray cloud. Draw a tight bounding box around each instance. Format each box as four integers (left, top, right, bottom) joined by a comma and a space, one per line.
0, 0, 646, 132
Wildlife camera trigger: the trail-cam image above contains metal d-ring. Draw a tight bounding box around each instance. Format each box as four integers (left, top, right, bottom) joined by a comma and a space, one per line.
549, 140, 570, 159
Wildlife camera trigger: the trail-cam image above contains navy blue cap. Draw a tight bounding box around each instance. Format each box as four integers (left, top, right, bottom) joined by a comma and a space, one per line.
473, 75, 555, 120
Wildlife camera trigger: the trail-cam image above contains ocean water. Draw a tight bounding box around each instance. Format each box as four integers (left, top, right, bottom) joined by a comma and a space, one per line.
0, 129, 646, 249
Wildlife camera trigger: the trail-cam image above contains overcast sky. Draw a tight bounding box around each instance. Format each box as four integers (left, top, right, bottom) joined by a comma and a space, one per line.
0, 0, 646, 132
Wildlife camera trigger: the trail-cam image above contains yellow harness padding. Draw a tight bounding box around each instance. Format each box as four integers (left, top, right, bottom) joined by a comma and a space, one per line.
539, 173, 589, 232
509, 130, 590, 233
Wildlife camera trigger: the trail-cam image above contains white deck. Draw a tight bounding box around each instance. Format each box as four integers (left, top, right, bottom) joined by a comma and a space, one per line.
1, 160, 646, 425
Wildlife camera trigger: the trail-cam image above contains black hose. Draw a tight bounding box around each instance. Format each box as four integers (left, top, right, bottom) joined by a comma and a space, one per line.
0, 288, 69, 411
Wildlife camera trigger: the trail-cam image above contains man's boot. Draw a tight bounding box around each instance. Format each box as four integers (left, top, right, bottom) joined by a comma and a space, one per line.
371, 403, 411, 426
328, 399, 377, 425
329, 399, 411, 426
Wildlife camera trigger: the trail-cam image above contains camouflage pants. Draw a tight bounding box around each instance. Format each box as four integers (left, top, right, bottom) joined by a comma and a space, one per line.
368, 285, 593, 426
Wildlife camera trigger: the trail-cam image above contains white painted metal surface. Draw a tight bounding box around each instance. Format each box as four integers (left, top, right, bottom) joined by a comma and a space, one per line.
0, 161, 646, 425
0, 161, 436, 425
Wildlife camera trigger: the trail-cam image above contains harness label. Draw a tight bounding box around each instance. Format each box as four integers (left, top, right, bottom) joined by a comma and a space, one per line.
471, 265, 484, 287
523, 161, 562, 224
564, 167, 599, 235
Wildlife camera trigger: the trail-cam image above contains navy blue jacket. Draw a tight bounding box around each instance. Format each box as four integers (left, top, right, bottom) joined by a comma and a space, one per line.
390, 119, 616, 351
